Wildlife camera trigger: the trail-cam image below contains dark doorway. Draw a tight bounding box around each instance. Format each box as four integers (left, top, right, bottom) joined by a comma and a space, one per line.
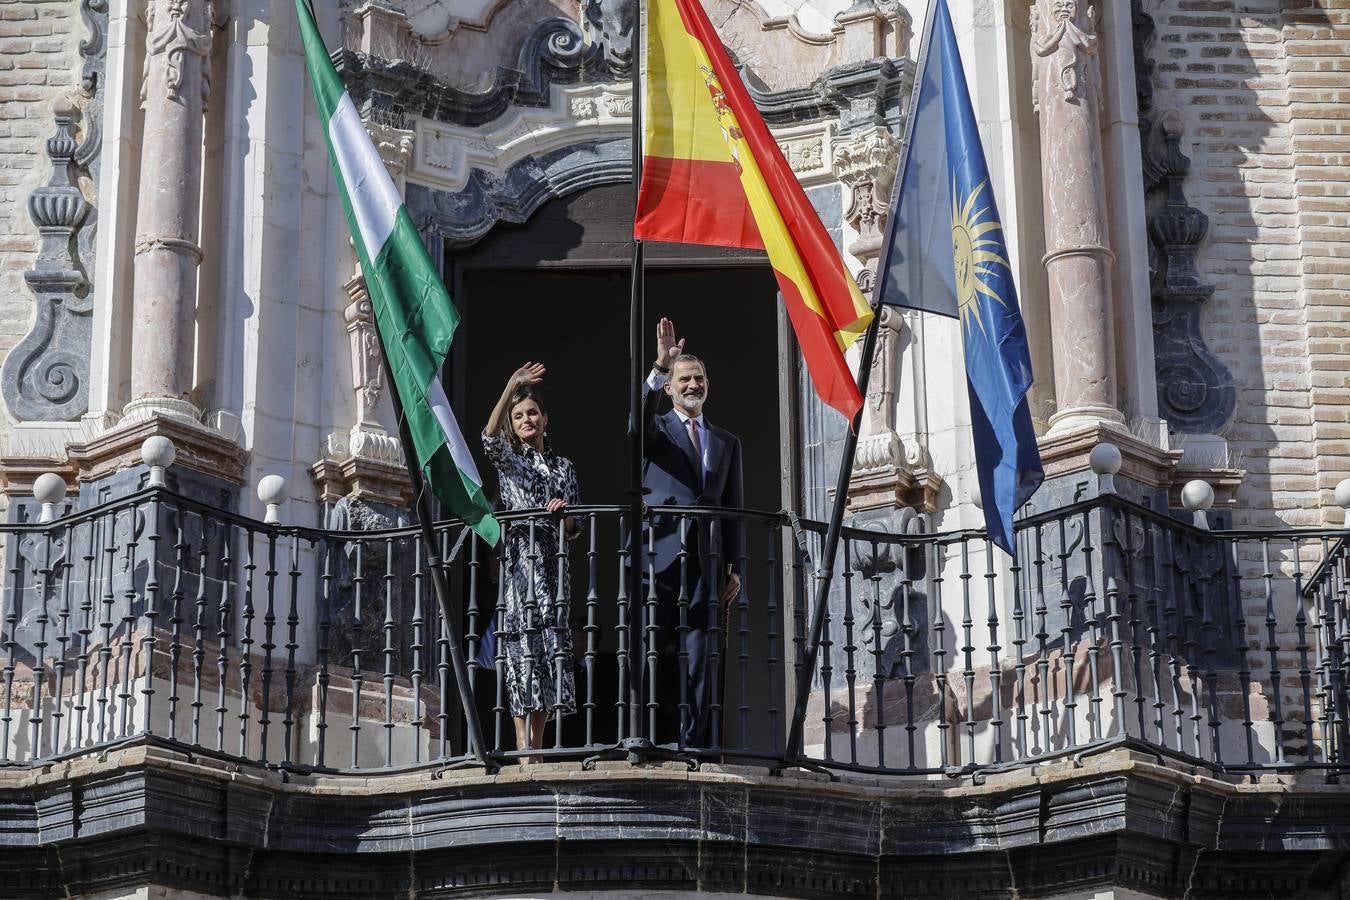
445, 184, 788, 756
460, 266, 782, 516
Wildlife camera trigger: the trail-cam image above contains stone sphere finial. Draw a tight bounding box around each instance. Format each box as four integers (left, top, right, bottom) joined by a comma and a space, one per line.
1335, 479, 1350, 524
33, 473, 66, 524
257, 475, 287, 525
1181, 479, 1214, 530
141, 436, 177, 488
1089, 442, 1122, 494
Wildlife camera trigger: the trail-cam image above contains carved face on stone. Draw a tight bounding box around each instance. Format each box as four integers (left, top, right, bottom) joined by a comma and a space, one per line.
584, 0, 635, 71
1052, 0, 1076, 21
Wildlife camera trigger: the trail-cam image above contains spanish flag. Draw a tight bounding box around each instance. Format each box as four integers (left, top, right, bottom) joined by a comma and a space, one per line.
634, 0, 874, 422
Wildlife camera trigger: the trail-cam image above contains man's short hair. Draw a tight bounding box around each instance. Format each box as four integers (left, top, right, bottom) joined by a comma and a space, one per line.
672, 353, 708, 377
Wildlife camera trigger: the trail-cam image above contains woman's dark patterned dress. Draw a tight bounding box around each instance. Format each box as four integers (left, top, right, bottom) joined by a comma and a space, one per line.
482, 431, 579, 718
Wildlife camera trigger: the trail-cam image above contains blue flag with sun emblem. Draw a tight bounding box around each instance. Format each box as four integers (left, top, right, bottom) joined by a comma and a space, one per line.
873, 0, 1042, 555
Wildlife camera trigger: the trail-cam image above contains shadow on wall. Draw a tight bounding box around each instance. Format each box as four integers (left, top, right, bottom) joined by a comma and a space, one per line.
1138, 0, 1334, 528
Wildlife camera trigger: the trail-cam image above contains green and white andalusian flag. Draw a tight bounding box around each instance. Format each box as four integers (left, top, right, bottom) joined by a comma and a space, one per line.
297, 0, 500, 546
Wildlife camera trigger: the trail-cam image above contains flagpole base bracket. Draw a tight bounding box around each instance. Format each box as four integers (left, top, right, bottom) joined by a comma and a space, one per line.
581, 738, 700, 771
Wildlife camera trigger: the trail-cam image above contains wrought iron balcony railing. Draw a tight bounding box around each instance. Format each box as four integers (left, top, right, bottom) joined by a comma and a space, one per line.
2, 450, 1348, 779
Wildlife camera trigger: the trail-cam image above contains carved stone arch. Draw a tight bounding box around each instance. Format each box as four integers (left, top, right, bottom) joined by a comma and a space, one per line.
407, 139, 631, 254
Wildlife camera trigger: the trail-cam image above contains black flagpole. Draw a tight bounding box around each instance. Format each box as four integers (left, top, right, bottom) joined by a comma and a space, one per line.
626, 0, 646, 743
301, 0, 490, 768
783, 307, 882, 764
782, 0, 937, 766
374, 313, 493, 770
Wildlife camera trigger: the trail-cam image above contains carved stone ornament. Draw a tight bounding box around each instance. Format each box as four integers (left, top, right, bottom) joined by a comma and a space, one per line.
583, 0, 635, 76
344, 276, 384, 429
833, 128, 900, 268
1146, 114, 1235, 433
779, 137, 825, 175
1031, 0, 1102, 111
141, 0, 213, 106
603, 94, 632, 117
368, 121, 415, 184
1, 102, 93, 422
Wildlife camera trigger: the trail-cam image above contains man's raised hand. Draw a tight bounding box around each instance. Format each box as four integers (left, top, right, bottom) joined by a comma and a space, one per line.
655, 317, 686, 370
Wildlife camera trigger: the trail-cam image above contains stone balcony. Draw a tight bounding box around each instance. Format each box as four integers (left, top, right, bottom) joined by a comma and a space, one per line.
1, 441, 1350, 897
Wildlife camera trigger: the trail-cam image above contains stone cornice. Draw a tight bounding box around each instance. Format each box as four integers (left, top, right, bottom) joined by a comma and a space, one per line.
337, 32, 909, 134
65, 414, 246, 486
2, 743, 1348, 897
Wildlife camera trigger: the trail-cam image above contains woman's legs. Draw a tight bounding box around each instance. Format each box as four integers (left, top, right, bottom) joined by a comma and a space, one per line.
528, 710, 547, 758
512, 715, 531, 763
512, 711, 548, 764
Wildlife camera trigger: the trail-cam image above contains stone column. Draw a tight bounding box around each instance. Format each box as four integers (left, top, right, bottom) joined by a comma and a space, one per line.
1030, 0, 1125, 433
125, 0, 213, 423
311, 122, 414, 514
834, 128, 941, 512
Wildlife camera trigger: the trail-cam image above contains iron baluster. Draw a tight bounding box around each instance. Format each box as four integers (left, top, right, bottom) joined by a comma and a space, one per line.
841, 539, 858, 765
166, 519, 189, 744
583, 515, 599, 748
381, 535, 396, 766
1079, 511, 1101, 744
349, 538, 365, 769
931, 541, 949, 770
1292, 539, 1314, 761
257, 527, 280, 763
238, 529, 258, 758
959, 538, 976, 766
1261, 538, 1285, 764
316, 537, 334, 768
282, 534, 303, 767
983, 538, 1003, 764
410, 538, 426, 764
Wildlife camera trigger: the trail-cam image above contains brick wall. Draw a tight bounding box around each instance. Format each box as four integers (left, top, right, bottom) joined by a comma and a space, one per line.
1285, 0, 1350, 519
0, 0, 83, 432
1147, 0, 1350, 527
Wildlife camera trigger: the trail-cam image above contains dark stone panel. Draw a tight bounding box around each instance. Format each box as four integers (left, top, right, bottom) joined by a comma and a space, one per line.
413, 784, 559, 850
0, 755, 1348, 897
746, 844, 877, 899
880, 797, 1000, 855
555, 838, 700, 891
556, 781, 704, 842
414, 842, 560, 897
0, 796, 40, 847
267, 793, 413, 853
881, 851, 1015, 899
744, 788, 880, 856
698, 838, 749, 893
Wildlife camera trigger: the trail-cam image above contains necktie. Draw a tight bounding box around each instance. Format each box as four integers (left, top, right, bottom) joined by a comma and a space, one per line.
687, 418, 704, 484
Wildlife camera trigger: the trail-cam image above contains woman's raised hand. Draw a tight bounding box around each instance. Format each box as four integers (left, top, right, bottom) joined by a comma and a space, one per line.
544, 498, 568, 514
512, 362, 545, 386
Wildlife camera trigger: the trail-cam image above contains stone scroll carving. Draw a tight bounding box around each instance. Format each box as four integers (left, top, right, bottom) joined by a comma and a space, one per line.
2, 105, 93, 422
2, 1, 108, 423
1132, 3, 1235, 435
1146, 114, 1235, 433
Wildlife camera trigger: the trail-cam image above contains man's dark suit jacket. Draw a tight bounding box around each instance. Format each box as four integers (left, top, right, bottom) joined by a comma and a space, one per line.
641, 383, 745, 604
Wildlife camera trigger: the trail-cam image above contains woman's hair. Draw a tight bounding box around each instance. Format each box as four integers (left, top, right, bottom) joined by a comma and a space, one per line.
507, 386, 548, 448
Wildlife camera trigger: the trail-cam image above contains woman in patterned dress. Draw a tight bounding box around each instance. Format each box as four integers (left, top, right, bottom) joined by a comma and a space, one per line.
482, 362, 580, 759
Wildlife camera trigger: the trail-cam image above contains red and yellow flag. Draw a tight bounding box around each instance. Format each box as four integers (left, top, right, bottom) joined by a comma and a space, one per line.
635, 0, 874, 421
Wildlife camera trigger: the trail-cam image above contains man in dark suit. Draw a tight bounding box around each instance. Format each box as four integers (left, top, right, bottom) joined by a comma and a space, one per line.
641, 317, 743, 748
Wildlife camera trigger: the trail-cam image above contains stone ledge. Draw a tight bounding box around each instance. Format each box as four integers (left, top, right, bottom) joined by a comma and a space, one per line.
0, 744, 1348, 897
